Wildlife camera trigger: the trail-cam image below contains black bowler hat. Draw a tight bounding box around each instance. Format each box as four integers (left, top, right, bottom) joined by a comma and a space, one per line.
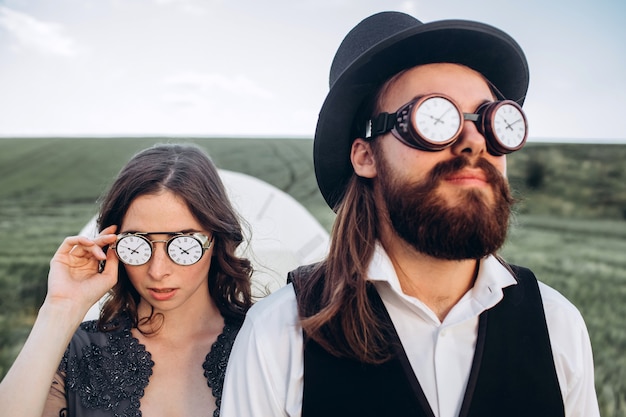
313, 11, 529, 209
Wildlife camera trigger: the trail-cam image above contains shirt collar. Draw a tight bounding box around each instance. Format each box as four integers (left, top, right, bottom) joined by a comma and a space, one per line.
367, 242, 518, 313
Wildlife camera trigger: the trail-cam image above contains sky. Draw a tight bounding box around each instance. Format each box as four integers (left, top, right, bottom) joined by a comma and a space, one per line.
0, 0, 624, 141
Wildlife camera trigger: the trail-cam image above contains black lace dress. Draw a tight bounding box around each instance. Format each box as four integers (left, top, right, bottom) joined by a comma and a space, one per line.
45, 315, 241, 417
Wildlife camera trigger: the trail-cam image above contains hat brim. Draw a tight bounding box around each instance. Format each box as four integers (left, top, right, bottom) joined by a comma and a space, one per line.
314, 19, 529, 209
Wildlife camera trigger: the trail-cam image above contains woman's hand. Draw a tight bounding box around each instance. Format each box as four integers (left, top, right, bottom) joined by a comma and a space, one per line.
0, 225, 122, 416
46, 225, 120, 314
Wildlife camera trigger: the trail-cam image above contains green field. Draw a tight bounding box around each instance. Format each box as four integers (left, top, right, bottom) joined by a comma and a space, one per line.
1, 137, 625, 416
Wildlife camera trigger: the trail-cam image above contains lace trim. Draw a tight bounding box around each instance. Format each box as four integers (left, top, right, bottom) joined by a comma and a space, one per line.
203, 321, 240, 417
61, 317, 240, 417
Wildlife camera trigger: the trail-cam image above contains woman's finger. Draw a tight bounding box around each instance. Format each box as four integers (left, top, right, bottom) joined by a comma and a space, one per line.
54, 236, 106, 266
91, 234, 118, 258
57, 236, 96, 258
99, 224, 118, 236
100, 246, 120, 277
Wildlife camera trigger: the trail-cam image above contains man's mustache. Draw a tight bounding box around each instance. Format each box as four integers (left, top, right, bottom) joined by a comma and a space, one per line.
426, 156, 505, 187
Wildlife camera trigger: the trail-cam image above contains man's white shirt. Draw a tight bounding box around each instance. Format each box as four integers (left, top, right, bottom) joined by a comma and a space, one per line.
221, 244, 600, 417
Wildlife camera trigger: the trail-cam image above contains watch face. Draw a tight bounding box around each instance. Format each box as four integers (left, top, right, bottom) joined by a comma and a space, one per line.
493, 103, 527, 149
167, 235, 204, 265
413, 96, 462, 144
115, 235, 152, 266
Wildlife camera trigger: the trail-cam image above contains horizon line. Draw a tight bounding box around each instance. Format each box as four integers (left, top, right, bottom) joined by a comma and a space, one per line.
0, 135, 625, 144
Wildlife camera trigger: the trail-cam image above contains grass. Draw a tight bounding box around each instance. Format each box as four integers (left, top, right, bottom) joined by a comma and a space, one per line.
0, 137, 625, 415
501, 216, 626, 415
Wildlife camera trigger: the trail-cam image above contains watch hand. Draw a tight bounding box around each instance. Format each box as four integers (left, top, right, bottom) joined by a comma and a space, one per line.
171, 244, 193, 255
131, 241, 148, 253
507, 119, 522, 129
500, 116, 522, 131
423, 108, 452, 125
431, 108, 452, 125
120, 244, 140, 254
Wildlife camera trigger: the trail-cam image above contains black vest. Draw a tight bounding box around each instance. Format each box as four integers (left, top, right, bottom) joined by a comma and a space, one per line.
288, 264, 564, 417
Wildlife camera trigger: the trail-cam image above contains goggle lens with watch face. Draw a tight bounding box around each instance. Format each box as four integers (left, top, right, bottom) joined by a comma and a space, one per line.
112, 232, 213, 266
367, 93, 528, 156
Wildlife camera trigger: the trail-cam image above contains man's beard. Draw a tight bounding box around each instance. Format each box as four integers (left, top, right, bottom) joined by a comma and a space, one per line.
377, 155, 514, 260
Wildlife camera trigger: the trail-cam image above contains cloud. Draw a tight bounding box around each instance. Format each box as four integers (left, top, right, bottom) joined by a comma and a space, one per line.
0, 6, 79, 56
152, 0, 215, 14
399, 1, 419, 16
163, 71, 275, 101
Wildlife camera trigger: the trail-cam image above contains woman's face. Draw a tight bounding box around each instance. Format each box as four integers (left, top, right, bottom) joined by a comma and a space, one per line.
119, 190, 214, 316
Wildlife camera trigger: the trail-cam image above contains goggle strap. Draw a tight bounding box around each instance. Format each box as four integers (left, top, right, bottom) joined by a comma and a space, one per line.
463, 113, 480, 122
367, 112, 397, 140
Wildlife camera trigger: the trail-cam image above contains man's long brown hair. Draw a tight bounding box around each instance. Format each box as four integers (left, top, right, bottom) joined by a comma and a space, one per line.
96, 143, 253, 332
296, 171, 393, 363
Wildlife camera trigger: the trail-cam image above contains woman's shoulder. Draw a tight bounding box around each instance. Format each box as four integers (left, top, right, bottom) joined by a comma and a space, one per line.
69, 316, 132, 347
62, 315, 152, 371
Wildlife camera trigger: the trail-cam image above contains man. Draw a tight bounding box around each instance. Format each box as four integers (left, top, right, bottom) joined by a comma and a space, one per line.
221, 11, 599, 417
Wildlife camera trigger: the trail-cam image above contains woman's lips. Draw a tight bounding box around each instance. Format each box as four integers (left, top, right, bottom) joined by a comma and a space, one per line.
148, 288, 178, 301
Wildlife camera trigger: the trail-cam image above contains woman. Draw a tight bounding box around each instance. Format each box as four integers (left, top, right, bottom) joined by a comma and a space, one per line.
0, 143, 253, 417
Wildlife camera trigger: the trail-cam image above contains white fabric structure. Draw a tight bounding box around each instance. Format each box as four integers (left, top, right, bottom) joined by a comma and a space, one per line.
81, 169, 329, 320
